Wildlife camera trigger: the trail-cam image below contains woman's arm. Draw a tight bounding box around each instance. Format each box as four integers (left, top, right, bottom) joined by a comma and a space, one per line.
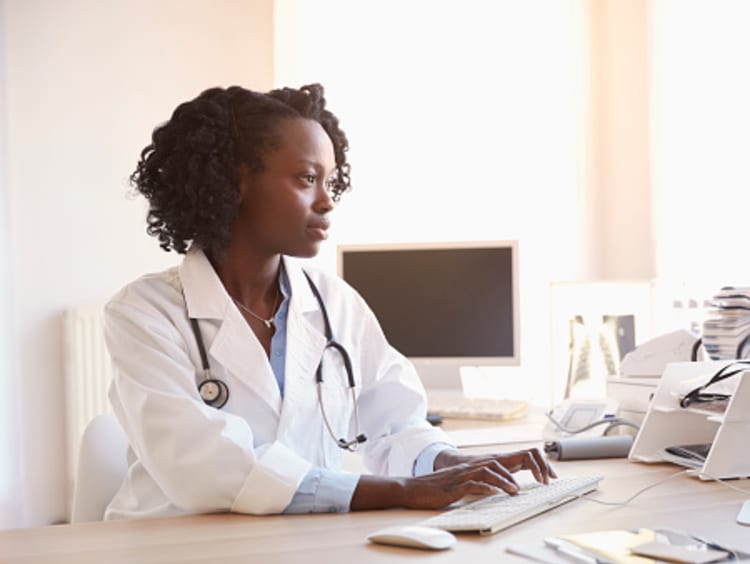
350, 448, 556, 510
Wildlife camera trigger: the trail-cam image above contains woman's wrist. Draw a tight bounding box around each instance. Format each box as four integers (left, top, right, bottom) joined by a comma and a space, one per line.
349, 475, 408, 510
433, 448, 469, 471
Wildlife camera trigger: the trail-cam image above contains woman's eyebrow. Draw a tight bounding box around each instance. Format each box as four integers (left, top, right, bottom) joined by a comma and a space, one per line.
295, 159, 336, 175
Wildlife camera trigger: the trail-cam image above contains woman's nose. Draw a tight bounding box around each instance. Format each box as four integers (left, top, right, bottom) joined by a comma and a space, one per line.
315, 182, 335, 213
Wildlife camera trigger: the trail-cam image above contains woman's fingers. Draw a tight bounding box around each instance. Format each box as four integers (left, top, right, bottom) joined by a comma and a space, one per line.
498, 448, 557, 484
412, 448, 559, 509
439, 459, 520, 495
450, 448, 558, 485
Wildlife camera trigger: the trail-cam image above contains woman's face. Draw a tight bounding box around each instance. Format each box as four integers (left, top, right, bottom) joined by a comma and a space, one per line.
235, 118, 337, 258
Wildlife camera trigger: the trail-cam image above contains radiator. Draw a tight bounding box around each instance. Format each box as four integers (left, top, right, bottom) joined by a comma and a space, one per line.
62, 305, 114, 511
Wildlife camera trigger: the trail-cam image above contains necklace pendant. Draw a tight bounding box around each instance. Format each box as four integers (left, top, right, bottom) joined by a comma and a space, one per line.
264, 320, 273, 329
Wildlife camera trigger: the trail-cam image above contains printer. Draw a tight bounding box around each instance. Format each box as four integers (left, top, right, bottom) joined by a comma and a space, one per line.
606, 329, 699, 424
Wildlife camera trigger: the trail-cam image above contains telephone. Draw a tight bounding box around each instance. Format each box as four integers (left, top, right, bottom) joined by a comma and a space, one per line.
542, 398, 620, 441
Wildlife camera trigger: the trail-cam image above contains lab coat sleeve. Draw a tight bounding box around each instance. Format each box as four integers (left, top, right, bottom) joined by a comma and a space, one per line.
105, 296, 311, 516
283, 468, 359, 514
352, 302, 455, 477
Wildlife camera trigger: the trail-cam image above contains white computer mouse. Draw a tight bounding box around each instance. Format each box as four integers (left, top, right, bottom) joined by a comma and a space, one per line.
367, 525, 457, 550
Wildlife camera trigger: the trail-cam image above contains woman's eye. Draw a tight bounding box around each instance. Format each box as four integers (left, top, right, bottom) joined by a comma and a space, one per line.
301, 174, 316, 184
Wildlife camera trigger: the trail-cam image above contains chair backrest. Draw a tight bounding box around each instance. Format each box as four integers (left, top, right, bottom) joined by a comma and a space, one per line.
70, 412, 128, 522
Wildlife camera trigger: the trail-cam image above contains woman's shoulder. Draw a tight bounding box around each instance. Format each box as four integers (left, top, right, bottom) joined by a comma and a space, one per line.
107, 264, 183, 316
283, 258, 374, 319
285, 259, 361, 299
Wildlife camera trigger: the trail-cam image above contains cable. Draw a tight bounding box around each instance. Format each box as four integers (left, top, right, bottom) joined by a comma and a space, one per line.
579, 469, 692, 506
544, 410, 640, 436
570, 468, 750, 508
695, 470, 750, 496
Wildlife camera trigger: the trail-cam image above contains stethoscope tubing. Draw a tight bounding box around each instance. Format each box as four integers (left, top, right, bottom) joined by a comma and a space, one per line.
187, 270, 366, 451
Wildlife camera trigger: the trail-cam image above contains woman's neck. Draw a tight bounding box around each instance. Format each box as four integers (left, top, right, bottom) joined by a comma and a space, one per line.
209, 247, 281, 306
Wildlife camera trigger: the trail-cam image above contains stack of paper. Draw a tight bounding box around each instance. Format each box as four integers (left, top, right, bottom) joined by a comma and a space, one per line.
702, 286, 750, 360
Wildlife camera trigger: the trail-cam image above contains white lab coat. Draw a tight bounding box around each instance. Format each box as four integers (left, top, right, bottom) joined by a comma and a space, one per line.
104, 248, 450, 519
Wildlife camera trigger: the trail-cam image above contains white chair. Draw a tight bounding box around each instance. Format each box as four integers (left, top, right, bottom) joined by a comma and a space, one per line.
70, 412, 128, 522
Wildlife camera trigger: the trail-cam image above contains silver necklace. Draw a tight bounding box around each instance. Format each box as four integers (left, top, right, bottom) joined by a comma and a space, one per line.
232, 289, 281, 330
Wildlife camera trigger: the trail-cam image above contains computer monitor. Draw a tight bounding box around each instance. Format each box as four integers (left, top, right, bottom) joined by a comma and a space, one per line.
337, 241, 520, 388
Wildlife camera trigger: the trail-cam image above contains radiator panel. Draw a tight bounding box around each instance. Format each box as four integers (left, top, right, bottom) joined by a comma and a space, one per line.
62, 306, 114, 516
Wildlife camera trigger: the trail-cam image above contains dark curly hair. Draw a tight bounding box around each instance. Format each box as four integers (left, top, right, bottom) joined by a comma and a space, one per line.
130, 83, 351, 256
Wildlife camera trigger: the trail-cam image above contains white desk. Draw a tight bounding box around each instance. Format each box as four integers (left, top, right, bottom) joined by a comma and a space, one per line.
3, 418, 749, 563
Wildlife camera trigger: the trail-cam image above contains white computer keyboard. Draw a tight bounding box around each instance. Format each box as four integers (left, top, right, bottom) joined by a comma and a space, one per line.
420, 475, 603, 536
427, 396, 529, 421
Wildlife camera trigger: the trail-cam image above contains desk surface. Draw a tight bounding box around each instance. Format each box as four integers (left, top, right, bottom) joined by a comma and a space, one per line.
3, 418, 750, 564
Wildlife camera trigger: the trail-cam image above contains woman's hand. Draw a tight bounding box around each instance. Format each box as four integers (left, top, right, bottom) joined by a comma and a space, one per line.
434, 447, 557, 487
350, 448, 557, 511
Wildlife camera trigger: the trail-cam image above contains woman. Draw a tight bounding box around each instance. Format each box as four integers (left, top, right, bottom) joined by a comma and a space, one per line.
104, 83, 555, 520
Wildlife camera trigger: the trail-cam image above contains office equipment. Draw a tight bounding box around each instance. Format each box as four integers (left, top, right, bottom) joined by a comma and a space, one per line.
606, 329, 698, 425
738, 501, 750, 526
629, 361, 750, 479
662, 443, 712, 468
542, 398, 619, 439
618, 329, 699, 377
419, 475, 602, 535
337, 241, 519, 389
605, 376, 658, 426
367, 525, 456, 550
427, 394, 528, 421
544, 435, 634, 461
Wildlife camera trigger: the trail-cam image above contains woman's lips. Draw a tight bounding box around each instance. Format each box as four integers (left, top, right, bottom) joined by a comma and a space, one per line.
307, 223, 330, 240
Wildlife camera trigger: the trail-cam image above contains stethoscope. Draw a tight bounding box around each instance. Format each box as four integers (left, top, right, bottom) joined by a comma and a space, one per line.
187, 271, 367, 452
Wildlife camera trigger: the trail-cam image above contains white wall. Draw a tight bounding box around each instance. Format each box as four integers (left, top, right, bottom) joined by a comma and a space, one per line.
275, 0, 583, 403
0, 0, 24, 530
3, 0, 273, 527
651, 0, 750, 288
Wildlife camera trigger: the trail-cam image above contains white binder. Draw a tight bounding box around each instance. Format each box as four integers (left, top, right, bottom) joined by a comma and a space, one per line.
629, 360, 750, 479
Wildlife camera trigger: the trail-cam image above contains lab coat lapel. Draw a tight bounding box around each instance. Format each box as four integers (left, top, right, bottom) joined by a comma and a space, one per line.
278, 260, 327, 433
179, 249, 282, 414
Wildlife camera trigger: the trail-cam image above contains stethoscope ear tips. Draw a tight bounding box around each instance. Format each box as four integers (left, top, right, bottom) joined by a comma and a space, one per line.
199, 379, 230, 409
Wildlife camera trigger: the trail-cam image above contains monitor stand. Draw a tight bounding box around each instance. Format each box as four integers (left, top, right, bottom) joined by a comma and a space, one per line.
413, 363, 464, 391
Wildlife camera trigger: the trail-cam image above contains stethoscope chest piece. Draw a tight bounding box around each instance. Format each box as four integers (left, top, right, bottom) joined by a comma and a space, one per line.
199, 378, 229, 409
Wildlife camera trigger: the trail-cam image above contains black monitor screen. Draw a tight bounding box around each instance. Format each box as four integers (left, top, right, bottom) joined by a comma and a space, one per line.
339, 244, 518, 360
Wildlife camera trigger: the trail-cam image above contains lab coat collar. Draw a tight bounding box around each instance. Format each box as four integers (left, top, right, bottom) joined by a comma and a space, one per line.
177, 248, 327, 419
178, 248, 282, 411
179, 247, 232, 320
178, 247, 322, 319
283, 257, 323, 315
